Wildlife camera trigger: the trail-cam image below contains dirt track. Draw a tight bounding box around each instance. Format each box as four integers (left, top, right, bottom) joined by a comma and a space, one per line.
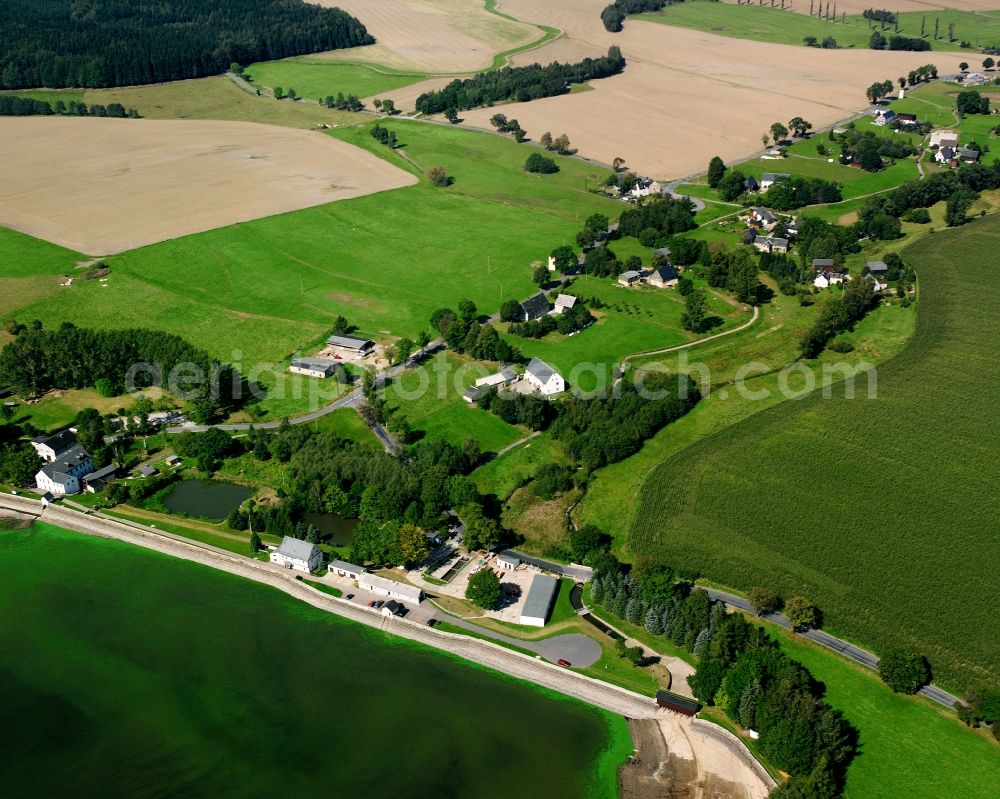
0, 117, 416, 254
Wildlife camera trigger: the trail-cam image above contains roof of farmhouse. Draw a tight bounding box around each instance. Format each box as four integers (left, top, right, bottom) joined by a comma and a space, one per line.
526, 358, 556, 383
276, 536, 320, 561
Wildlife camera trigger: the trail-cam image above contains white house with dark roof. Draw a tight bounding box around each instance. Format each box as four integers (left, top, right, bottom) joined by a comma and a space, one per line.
930, 130, 958, 150
759, 173, 790, 191
814, 270, 847, 289
519, 292, 551, 321
864, 272, 889, 292
525, 358, 565, 396
873, 108, 896, 126
289, 357, 340, 378
35, 445, 93, 495
31, 430, 79, 463
753, 236, 789, 255
748, 207, 777, 230
270, 536, 323, 573
647, 264, 678, 288
936, 146, 956, 164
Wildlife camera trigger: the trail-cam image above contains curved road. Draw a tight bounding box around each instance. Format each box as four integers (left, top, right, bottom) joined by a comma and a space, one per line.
704, 587, 960, 710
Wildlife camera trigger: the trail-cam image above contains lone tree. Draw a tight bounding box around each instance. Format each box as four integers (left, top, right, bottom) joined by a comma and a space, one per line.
250, 531, 262, 554
499, 298, 523, 323
550, 244, 576, 273
539, 131, 553, 149
749, 586, 782, 616
466, 568, 502, 609
770, 121, 789, 145
532, 264, 550, 287
428, 167, 451, 187
444, 107, 460, 124
612, 156, 626, 172
681, 288, 708, 332
879, 648, 932, 694
984, 57, 996, 71
707, 155, 727, 188
788, 116, 812, 138
785, 596, 820, 631
525, 152, 559, 174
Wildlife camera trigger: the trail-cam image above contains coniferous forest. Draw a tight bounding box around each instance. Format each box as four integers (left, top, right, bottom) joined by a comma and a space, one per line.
0, 0, 373, 89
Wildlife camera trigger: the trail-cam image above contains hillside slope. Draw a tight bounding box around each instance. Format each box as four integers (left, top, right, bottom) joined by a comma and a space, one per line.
630, 214, 1000, 691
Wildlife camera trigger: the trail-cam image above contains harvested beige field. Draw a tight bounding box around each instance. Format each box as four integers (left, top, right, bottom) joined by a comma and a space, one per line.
450, 0, 977, 178
0, 117, 416, 254
310, 0, 539, 72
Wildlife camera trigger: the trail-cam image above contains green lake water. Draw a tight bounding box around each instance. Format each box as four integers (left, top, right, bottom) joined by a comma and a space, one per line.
0, 523, 629, 799
161, 478, 253, 520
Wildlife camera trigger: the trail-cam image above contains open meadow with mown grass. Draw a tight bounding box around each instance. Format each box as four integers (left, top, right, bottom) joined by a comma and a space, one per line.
244, 59, 426, 101
3, 118, 620, 376
626, 214, 1000, 692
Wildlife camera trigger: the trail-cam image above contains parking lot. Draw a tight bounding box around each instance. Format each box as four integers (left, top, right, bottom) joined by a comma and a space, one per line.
412, 552, 544, 624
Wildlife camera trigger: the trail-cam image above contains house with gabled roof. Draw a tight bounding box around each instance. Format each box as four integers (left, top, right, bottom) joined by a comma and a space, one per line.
748, 207, 777, 230
617, 270, 642, 287
31, 430, 79, 463
759, 173, 790, 191
525, 358, 565, 396
519, 292, 551, 321
35, 445, 92, 495
270, 536, 323, 573
326, 334, 374, 357
753, 236, 789, 255
553, 294, 577, 314
647, 264, 678, 288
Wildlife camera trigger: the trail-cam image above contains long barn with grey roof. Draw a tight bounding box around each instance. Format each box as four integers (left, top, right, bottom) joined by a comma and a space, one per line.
519, 573, 558, 627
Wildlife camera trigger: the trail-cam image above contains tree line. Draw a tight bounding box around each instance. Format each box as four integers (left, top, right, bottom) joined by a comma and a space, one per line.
414, 47, 626, 115
0, 0, 373, 90
0, 95, 139, 118
591, 566, 858, 797
0, 322, 247, 423
600, 0, 668, 33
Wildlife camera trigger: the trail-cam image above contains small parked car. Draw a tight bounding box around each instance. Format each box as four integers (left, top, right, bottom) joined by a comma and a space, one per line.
367, 600, 377, 607
557, 659, 572, 668
374, 600, 385, 609
345, 594, 354, 600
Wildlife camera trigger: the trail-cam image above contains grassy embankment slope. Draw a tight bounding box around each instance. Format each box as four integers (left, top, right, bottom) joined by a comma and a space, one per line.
640, 1, 1000, 52
628, 214, 1000, 692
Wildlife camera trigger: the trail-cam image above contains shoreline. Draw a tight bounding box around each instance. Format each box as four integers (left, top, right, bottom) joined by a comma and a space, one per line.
0, 492, 774, 798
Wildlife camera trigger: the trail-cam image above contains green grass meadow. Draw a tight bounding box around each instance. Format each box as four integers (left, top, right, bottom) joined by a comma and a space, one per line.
777, 630, 1000, 799
5, 120, 620, 369
627, 214, 1000, 692
244, 59, 426, 101
641, 1, 1000, 52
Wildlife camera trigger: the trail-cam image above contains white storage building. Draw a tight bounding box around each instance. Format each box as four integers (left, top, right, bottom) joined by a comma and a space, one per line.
270, 536, 323, 574
359, 572, 423, 604
519, 574, 558, 627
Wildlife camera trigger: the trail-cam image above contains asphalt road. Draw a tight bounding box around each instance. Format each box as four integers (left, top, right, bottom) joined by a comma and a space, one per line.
705, 588, 960, 709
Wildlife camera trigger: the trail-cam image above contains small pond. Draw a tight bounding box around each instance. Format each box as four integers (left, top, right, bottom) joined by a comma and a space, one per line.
162, 479, 254, 521
302, 512, 358, 546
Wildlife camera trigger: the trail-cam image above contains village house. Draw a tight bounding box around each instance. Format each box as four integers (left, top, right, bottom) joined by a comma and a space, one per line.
165, 455, 182, 467
519, 292, 551, 321
475, 367, 517, 389
381, 600, 407, 618
136, 464, 157, 478
646, 263, 679, 288
814, 270, 847, 289
525, 358, 565, 396
326, 334, 375, 359
329, 559, 365, 580
35, 444, 93, 496
759, 173, 789, 191
873, 108, 896, 126
358, 572, 423, 604
742, 175, 760, 193
960, 148, 981, 164
31, 429, 79, 463
753, 236, 789, 255
617, 270, 642, 287
462, 387, 480, 404
653, 246, 672, 263
81, 462, 119, 493
866, 261, 888, 276
552, 294, 577, 315
935, 146, 955, 164
497, 551, 521, 570
289, 357, 340, 379
930, 130, 959, 150
270, 536, 323, 573
748, 207, 777, 230
865, 272, 889, 292
896, 113, 918, 126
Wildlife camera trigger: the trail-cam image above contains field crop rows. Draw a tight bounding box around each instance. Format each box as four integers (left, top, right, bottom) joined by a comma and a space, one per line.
628, 215, 1000, 691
